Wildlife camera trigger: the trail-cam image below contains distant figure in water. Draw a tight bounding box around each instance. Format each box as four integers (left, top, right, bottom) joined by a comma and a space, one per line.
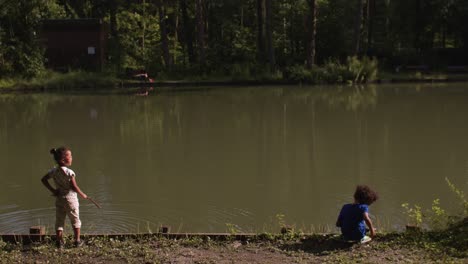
132, 70, 154, 96
41, 147, 88, 248
336, 185, 379, 243
135, 89, 149, 96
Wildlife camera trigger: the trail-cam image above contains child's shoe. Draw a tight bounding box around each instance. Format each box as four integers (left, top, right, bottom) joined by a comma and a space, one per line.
360, 235, 372, 244
74, 240, 84, 247
56, 239, 64, 249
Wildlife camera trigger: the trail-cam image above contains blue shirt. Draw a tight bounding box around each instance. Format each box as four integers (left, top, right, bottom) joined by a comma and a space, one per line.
336, 203, 368, 241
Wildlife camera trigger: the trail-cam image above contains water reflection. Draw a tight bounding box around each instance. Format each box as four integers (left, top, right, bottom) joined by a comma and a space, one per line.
0, 84, 467, 233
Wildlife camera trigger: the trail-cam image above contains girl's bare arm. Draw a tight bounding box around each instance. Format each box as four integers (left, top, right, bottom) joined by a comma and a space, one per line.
70, 177, 88, 199
41, 174, 57, 195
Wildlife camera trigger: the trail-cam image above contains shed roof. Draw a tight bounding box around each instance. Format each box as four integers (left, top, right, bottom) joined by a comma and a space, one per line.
42, 19, 104, 31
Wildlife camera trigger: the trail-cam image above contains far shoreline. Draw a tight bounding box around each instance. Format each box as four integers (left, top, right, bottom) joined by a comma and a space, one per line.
2, 75, 468, 94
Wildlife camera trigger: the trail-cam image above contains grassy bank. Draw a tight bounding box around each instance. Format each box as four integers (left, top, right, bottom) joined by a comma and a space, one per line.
2, 67, 468, 94
0, 219, 466, 263
0, 71, 118, 92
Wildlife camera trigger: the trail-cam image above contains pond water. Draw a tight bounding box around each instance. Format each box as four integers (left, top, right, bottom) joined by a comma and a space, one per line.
0, 83, 467, 234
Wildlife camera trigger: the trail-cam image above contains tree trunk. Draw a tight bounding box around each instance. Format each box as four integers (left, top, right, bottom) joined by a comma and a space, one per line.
109, 0, 118, 41
142, 0, 146, 52
265, 0, 275, 70
442, 25, 446, 48
195, 0, 205, 66
257, 0, 266, 64
306, 0, 317, 69
353, 0, 365, 55
173, 1, 179, 64
361, 0, 369, 53
180, 0, 194, 65
240, 5, 244, 27
367, 0, 375, 55
414, 0, 423, 49
158, 0, 171, 68
109, 0, 121, 71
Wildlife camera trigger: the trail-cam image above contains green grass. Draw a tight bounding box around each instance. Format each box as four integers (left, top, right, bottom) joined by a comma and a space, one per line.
0, 71, 118, 91
0, 222, 465, 263
2, 69, 468, 93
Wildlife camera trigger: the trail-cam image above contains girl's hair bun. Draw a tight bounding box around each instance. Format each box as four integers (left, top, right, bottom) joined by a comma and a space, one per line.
50, 146, 70, 163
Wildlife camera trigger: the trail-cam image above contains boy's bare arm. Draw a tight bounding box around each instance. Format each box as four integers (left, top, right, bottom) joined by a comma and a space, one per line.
70, 177, 88, 199
336, 216, 342, 227
41, 174, 57, 195
363, 212, 376, 237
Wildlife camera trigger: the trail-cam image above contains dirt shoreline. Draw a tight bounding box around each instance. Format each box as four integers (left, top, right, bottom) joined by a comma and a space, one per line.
0, 232, 466, 263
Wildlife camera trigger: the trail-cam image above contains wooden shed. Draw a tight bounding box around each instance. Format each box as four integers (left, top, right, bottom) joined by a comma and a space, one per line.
41, 19, 107, 71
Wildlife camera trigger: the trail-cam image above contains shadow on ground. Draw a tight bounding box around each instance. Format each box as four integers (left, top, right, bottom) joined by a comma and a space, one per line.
279, 235, 356, 255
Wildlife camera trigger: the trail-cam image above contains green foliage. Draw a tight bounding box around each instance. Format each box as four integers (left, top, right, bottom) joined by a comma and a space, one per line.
428, 199, 447, 230
322, 56, 378, 84
345, 56, 379, 83
1, 71, 117, 90
229, 63, 252, 80
316, 0, 356, 60
441, 217, 468, 255
283, 65, 316, 83
0, 0, 66, 78
445, 177, 468, 217
284, 57, 378, 84
40, 71, 117, 90
276, 214, 287, 229
402, 178, 467, 231
0, 79, 16, 89
401, 199, 448, 231
322, 59, 350, 83
1, 0, 467, 79
401, 203, 423, 227
274, 214, 302, 240
225, 223, 241, 235
115, 3, 160, 72
15, 45, 46, 78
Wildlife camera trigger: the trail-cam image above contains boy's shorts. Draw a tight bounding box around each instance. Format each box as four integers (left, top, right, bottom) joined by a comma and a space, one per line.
55, 195, 81, 230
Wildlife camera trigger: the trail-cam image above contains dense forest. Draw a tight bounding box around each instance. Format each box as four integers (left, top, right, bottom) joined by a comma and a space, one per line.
0, 0, 467, 80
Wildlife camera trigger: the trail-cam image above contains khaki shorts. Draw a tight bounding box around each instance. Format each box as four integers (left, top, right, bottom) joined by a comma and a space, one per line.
55, 195, 81, 230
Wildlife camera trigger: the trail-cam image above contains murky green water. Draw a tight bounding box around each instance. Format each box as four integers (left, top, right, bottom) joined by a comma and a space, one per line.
0, 83, 467, 234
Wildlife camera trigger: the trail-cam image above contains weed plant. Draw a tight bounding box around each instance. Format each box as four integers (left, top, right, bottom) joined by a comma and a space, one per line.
399, 178, 468, 257
284, 56, 379, 84
0, 71, 118, 91
402, 178, 467, 231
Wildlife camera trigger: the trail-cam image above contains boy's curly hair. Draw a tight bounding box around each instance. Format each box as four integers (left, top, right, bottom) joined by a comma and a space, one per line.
354, 185, 379, 205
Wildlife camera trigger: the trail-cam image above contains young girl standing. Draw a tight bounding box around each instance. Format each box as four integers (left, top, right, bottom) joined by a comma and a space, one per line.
41, 147, 87, 248
336, 185, 379, 243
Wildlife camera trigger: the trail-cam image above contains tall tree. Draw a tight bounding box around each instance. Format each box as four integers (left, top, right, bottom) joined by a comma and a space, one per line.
306, 0, 317, 68
366, 0, 375, 54
195, 0, 205, 66
172, 0, 179, 65
109, 0, 122, 71
158, 0, 171, 68
353, 0, 365, 55
265, 0, 275, 70
256, 0, 266, 64
0, 0, 65, 77
180, 0, 194, 65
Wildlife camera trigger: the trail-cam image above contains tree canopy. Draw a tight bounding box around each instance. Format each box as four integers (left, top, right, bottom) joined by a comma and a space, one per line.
0, 0, 467, 78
